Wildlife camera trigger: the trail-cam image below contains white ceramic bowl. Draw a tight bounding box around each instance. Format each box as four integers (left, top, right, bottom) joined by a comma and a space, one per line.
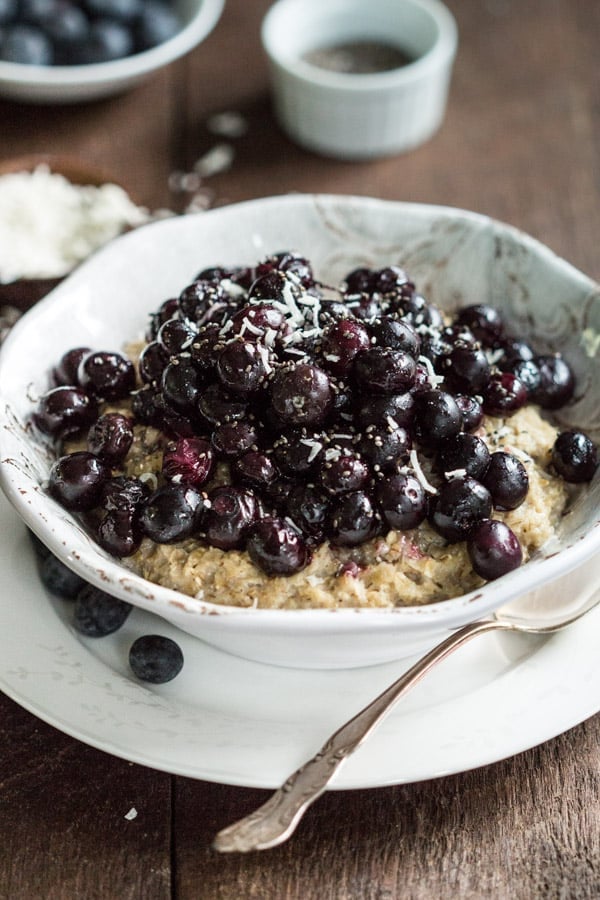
261, 0, 458, 159
0, 0, 224, 103
0, 194, 599, 669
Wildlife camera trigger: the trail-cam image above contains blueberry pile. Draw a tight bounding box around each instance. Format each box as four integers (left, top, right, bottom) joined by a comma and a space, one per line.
33, 252, 598, 585
0, 0, 182, 66
33, 531, 183, 683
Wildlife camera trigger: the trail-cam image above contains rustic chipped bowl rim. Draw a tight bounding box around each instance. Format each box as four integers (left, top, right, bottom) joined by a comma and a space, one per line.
0, 194, 599, 642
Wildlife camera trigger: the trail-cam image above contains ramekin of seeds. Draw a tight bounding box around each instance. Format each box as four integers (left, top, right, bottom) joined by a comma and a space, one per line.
0, 195, 599, 668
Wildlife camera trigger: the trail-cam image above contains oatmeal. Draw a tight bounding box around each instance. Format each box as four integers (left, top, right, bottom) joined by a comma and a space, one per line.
36, 251, 598, 609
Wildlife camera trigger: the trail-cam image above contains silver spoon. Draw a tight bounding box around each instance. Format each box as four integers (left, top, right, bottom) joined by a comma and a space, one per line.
213, 584, 600, 853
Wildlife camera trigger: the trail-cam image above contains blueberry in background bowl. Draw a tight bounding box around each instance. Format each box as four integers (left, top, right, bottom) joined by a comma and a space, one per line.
0, 0, 225, 102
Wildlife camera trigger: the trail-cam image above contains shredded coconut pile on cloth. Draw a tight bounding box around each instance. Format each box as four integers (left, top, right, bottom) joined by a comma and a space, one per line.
0, 165, 149, 283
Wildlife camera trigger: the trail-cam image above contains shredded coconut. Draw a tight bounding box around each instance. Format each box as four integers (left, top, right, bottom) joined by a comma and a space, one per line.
0, 165, 149, 283
124, 808, 138, 821
409, 449, 438, 494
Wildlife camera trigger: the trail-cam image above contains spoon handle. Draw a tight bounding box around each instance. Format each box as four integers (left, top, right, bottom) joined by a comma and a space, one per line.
212, 617, 502, 853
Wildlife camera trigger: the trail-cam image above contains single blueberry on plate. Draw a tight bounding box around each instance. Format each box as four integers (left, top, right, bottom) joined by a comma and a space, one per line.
73, 584, 132, 637
40, 553, 86, 600
129, 634, 184, 684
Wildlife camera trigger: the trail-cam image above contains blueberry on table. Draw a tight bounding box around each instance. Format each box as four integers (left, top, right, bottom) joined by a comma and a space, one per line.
551, 431, 598, 483
73, 584, 132, 637
129, 635, 184, 684
39, 553, 86, 600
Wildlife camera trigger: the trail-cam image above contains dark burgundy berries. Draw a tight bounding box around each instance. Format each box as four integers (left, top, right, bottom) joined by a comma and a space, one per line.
270, 363, 333, 426
34, 386, 99, 439
429, 476, 492, 543
48, 451, 109, 511
246, 518, 310, 576
551, 431, 598, 483
467, 519, 523, 580
139, 484, 206, 543
481, 451, 529, 510
36, 251, 594, 589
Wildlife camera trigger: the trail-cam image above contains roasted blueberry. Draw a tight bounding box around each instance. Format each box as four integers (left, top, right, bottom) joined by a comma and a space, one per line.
533, 355, 575, 409
204, 485, 259, 550
438, 432, 491, 481
48, 451, 110, 511
87, 412, 134, 465
139, 483, 206, 543
551, 431, 598, 483
327, 490, 379, 546
377, 472, 427, 531
78, 350, 136, 401
482, 372, 528, 417
34, 386, 99, 440
270, 363, 333, 426
481, 451, 529, 510
413, 390, 462, 446
467, 519, 523, 580
246, 517, 309, 576
429, 476, 492, 543
354, 347, 416, 394
162, 437, 215, 486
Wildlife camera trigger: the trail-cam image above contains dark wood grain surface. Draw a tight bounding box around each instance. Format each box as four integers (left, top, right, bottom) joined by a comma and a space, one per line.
1, 1, 599, 897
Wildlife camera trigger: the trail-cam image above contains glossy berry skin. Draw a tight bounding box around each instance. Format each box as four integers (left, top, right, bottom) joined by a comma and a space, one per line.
454, 304, 504, 347
212, 421, 257, 458
138, 340, 168, 384
453, 395, 484, 433
34, 386, 99, 439
246, 518, 310, 576
204, 486, 259, 550
320, 451, 370, 495
438, 432, 491, 481
78, 351, 136, 401
286, 485, 330, 542
162, 437, 215, 486
413, 390, 462, 446
354, 392, 414, 430
73, 584, 132, 637
369, 317, 420, 357
162, 358, 203, 414
129, 635, 184, 684
482, 372, 528, 417
353, 348, 416, 394
157, 317, 197, 354
39, 553, 86, 600
467, 519, 523, 580
551, 431, 598, 483
217, 339, 270, 394
440, 345, 491, 395
232, 451, 278, 490
429, 476, 492, 543
87, 412, 134, 465
321, 318, 370, 376
377, 473, 427, 531
533, 355, 575, 409
197, 383, 247, 426
52, 346, 91, 387
359, 425, 411, 473
48, 451, 109, 511
327, 491, 379, 546
97, 506, 142, 557
139, 484, 206, 543
481, 451, 529, 510
270, 364, 333, 426
100, 475, 149, 513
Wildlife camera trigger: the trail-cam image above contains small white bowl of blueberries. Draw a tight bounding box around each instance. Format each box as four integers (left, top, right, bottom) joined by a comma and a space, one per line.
0, 0, 224, 102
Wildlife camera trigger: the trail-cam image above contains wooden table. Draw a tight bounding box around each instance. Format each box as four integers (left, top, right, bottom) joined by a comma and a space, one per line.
1, 1, 599, 897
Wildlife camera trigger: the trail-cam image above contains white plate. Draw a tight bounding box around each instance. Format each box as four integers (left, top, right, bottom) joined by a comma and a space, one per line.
1, 491, 599, 789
